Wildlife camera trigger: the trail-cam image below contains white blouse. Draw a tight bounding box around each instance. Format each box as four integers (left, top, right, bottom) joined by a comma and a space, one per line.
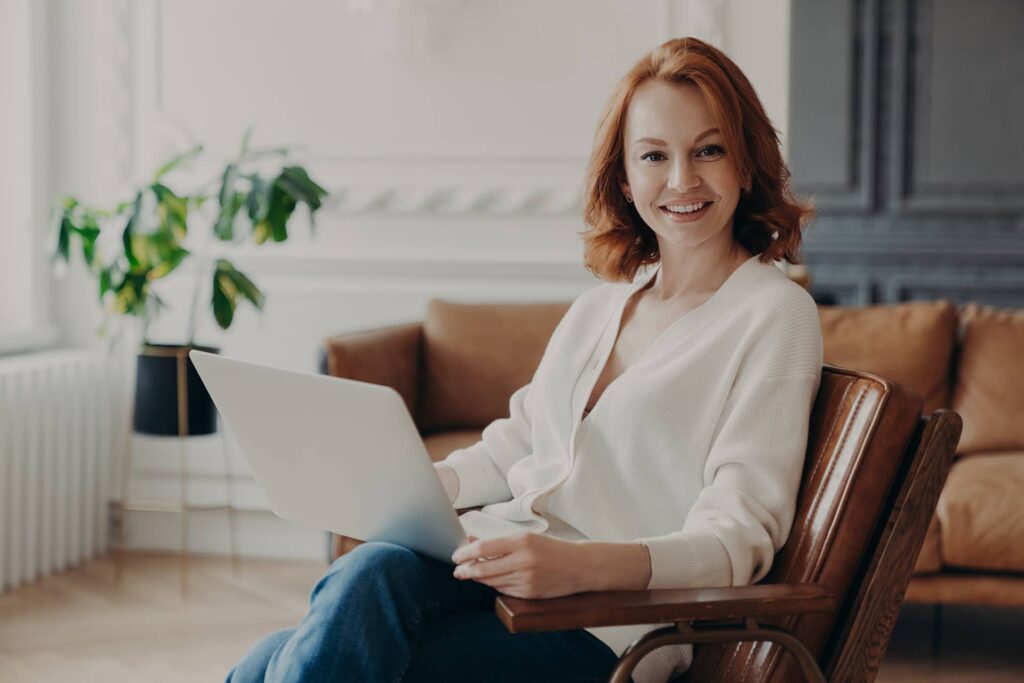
436, 255, 823, 681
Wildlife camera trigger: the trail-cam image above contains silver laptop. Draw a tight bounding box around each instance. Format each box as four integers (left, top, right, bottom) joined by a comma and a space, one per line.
189, 350, 468, 564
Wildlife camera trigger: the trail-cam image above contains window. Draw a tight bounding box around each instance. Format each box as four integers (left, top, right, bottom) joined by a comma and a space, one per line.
0, 0, 55, 354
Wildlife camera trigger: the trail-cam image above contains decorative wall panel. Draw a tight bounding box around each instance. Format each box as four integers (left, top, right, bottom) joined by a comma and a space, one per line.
791, 0, 1024, 307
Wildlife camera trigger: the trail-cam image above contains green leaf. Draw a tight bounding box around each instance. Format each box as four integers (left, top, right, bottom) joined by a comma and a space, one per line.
148, 245, 190, 280
112, 272, 150, 317
214, 193, 244, 241
76, 221, 101, 267
211, 268, 236, 329
151, 183, 189, 239
63, 209, 103, 268
54, 213, 72, 263
257, 179, 297, 243
218, 164, 238, 207
122, 192, 144, 269
210, 259, 265, 330
277, 166, 328, 213
152, 144, 203, 182
222, 261, 264, 309
246, 174, 272, 228
99, 269, 113, 298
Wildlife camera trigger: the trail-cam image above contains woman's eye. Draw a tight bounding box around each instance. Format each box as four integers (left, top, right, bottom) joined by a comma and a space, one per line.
697, 145, 725, 158
640, 151, 666, 162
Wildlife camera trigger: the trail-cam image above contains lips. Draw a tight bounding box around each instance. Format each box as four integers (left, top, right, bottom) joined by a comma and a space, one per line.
659, 201, 713, 222
660, 199, 713, 211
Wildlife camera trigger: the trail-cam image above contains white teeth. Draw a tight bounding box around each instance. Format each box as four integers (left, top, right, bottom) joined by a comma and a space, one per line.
663, 202, 707, 214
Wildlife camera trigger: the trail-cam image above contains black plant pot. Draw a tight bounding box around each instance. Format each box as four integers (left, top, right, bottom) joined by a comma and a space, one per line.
133, 344, 219, 436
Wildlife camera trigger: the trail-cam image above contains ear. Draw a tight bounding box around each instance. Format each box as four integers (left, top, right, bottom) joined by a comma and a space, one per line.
620, 181, 632, 202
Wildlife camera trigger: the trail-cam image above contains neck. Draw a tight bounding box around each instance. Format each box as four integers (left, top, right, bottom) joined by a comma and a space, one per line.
651, 238, 752, 301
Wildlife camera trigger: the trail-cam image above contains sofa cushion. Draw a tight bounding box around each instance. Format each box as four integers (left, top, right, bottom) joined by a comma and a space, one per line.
420, 300, 571, 431
422, 429, 483, 463
819, 301, 957, 414
937, 451, 1024, 573
953, 304, 1024, 454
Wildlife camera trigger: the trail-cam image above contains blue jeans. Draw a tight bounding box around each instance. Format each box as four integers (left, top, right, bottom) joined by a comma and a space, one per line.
226, 541, 621, 682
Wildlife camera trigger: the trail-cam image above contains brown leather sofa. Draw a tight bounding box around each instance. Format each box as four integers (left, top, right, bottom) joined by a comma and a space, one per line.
322, 299, 1024, 611
818, 301, 1024, 609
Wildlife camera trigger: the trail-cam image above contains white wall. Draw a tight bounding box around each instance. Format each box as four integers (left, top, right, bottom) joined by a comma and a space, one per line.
724, 0, 792, 151
47, 0, 790, 559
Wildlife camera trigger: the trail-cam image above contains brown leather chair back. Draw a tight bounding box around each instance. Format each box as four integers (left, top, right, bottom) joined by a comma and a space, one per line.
682, 365, 925, 682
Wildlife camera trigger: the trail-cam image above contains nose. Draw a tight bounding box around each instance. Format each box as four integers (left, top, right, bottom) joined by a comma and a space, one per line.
668, 157, 701, 191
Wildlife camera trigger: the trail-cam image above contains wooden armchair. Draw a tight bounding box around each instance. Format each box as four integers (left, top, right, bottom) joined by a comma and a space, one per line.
322, 316, 961, 681
495, 368, 961, 682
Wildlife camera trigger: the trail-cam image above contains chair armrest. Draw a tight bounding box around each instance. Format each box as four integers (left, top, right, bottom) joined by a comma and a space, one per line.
322, 322, 423, 418
495, 583, 835, 633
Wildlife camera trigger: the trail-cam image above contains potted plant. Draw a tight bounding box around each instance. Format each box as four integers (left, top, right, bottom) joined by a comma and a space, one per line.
53, 136, 328, 436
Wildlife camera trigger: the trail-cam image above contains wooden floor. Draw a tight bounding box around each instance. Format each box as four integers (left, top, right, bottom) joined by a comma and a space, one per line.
0, 553, 324, 683
1, 553, 1022, 682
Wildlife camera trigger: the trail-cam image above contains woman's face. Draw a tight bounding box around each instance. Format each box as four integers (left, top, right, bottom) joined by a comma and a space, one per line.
620, 80, 742, 254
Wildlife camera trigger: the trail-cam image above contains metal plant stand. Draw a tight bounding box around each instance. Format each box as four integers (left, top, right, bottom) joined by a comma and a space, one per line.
113, 345, 239, 595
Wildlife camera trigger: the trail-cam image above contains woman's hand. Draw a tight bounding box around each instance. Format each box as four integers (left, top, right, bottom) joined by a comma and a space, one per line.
451, 532, 587, 599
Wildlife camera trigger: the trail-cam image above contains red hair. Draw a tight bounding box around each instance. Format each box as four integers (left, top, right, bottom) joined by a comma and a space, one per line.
582, 37, 813, 281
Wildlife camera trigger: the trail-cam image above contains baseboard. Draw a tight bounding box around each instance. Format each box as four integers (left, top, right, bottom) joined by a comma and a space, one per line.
118, 505, 327, 561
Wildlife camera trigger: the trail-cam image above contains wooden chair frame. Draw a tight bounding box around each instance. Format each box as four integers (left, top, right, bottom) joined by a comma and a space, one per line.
492, 410, 961, 682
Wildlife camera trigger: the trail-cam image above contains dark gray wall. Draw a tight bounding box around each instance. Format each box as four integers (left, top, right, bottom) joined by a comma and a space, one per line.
789, 0, 1024, 306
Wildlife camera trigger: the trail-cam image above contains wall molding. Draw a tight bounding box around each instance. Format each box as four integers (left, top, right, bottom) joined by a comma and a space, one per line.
316, 177, 583, 216
126, 0, 603, 218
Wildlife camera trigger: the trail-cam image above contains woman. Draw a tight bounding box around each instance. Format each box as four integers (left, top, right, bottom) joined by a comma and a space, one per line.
228, 37, 822, 683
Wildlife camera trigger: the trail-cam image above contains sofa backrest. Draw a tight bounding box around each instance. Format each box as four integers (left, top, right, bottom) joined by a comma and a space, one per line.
418, 300, 571, 432
953, 303, 1024, 454
819, 301, 957, 414
419, 298, 962, 426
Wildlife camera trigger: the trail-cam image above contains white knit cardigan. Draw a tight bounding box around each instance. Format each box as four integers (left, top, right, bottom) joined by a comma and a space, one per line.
436, 255, 823, 682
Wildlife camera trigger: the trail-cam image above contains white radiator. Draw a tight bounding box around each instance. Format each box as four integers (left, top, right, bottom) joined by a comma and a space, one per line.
0, 350, 116, 591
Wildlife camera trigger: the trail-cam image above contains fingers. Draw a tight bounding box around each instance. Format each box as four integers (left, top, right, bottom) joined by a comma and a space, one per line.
453, 535, 479, 559
452, 535, 513, 564
453, 553, 521, 581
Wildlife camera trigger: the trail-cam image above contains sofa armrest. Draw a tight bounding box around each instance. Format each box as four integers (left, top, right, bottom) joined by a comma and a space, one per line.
495, 582, 835, 633
322, 322, 423, 418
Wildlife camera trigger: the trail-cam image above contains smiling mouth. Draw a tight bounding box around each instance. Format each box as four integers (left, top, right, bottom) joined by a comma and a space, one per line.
660, 201, 713, 220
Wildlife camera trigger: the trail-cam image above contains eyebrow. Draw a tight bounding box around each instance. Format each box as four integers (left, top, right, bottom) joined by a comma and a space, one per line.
634, 128, 721, 146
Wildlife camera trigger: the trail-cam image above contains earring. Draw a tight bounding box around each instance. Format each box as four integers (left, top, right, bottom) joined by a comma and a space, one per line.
625, 195, 633, 203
